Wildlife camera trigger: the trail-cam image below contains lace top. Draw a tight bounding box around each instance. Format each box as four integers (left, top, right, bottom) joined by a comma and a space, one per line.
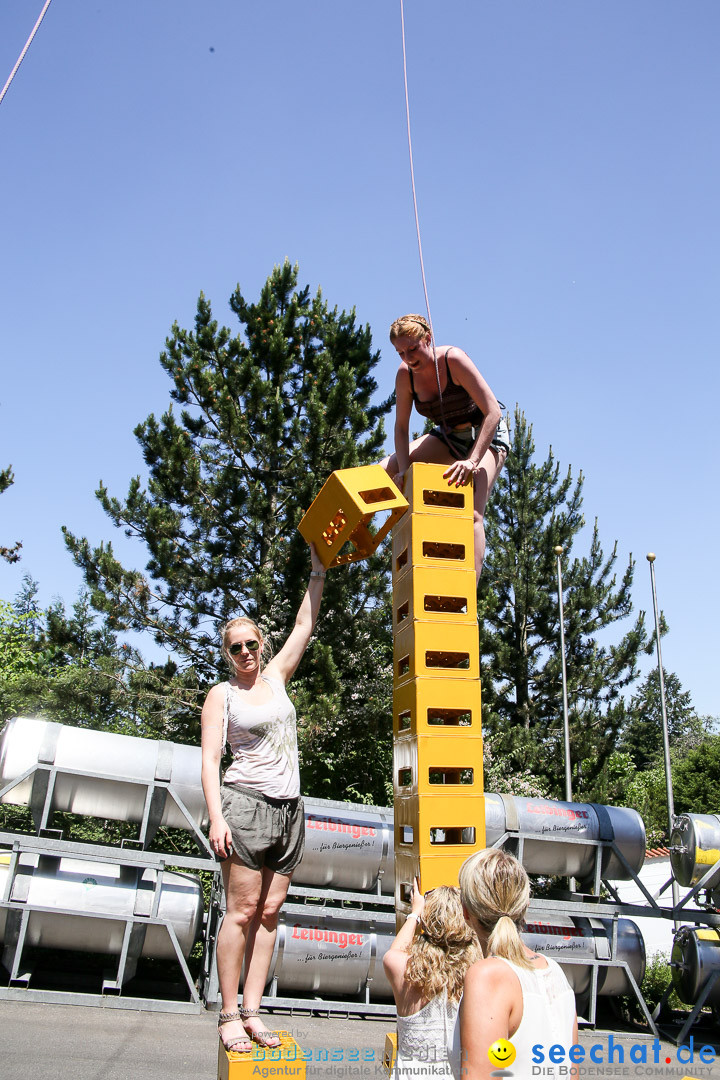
396, 992, 458, 1065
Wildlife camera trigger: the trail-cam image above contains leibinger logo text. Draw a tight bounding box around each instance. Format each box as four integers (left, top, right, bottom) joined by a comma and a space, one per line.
531, 1035, 716, 1071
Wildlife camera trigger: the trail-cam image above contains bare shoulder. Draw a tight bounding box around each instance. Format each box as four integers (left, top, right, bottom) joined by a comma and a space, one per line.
383, 947, 409, 976
396, 363, 411, 387
464, 957, 514, 994
444, 345, 476, 370
202, 682, 227, 710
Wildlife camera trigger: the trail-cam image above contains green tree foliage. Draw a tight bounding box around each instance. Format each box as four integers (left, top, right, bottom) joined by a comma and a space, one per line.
0, 465, 22, 563
589, 670, 718, 840
477, 409, 648, 797
0, 576, 199, 740
63, 261, 394, 803
672, 735, 720, 816
620, 668, 710, 771
621, 738, 720, 847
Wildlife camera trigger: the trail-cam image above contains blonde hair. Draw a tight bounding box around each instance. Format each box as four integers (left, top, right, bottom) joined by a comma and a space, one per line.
404, 886, 480, 1003
459, 848, 533, 971
220, 617, 266, 672
389, 313, 431, 344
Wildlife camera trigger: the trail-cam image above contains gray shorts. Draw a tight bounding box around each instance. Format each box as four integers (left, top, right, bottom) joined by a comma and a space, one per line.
220, 783, 305, 875
430, 415, 511, 460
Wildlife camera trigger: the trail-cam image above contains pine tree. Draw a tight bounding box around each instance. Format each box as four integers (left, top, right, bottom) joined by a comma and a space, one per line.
0, 466, 21, 563
63, 261, 394, 802
477, 408, 648, 796
1, 580, 199, 739
620, 668, 711, 770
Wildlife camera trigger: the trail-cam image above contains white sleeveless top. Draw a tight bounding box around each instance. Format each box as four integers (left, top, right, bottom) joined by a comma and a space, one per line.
448, 956, 575, 1080
395, 992, 457, 1079
222, 676, 300, 799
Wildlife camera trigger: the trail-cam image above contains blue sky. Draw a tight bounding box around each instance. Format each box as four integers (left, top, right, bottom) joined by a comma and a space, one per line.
1, 1, 718, 717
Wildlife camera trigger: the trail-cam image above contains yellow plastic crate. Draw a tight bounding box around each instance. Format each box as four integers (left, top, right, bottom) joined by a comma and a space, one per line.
395, 793, 486, 857
217, 1032, 306, 1080
394, 621, 479, 684
298, 465, 408, 568
394, 734, 484, 798
392, 511, 475, 581
394, 677, 482, 740
402, 462, 474, 519
393, 565, 477, 631
394, 849, 481, 915
382, 1033, 397, 1076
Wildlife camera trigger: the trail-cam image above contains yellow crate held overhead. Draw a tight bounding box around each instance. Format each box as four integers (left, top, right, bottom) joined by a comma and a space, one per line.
392, 565, 477, 632
392, 512, 475, 581
401, 462, 474, 519
394, 677, 482, 740
217, 1032, 306, 1080
298, 465, 408, 569
394, 620, 480, 684
394, 734, 484, 798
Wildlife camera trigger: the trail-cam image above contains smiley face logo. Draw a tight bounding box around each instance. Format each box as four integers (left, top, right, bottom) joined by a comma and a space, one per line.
487, 1039, 516, 1069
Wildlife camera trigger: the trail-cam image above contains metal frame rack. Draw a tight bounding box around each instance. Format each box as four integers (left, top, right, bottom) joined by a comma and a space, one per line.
0, 829, 219, 1013
493, 825, 720, 1038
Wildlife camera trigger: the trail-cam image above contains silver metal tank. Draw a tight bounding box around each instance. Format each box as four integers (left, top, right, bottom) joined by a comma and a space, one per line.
268, 904, 643, 1002
271, 904, 395, 1000
1, 719, 645, 888
670, 814, 720, 889
0, 720, 395, 893
0, 853, 203, 959
524, 908, 646, 996
671, 925, 720, 1007
300, 798, 394, 894
485, 793, 646, 880
0, 717, 208, 831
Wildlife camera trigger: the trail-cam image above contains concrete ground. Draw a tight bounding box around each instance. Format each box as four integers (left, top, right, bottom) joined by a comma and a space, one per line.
0, 1001, 719, 1080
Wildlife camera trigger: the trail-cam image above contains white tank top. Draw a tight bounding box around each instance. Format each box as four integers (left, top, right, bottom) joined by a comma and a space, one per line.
222, 675, 300, 799
448, 955, 575, 1080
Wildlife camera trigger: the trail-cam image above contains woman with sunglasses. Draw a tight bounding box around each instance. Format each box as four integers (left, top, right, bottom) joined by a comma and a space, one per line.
200, 542, 326, 1053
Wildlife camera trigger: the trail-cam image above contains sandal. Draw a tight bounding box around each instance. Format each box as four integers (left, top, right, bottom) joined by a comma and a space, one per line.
218, 1011, 253, 1053
239, 1006, 282, 1049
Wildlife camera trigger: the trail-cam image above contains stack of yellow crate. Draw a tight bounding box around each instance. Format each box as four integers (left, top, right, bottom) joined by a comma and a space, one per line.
391, 463, 486, 924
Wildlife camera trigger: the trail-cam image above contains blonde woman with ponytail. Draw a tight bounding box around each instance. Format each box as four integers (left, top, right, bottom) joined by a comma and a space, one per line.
383, 881, 480, 1078
450, 849, 577, 1080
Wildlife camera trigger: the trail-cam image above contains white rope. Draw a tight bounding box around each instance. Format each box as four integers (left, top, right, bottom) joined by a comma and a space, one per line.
399, 0, 446, 421
0, 0, 54, 109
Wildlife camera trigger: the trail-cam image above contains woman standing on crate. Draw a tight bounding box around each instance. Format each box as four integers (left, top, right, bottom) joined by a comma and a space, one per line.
201, 541, 326, 1054
380, 314, 510, 581
383, 880, 480, 1078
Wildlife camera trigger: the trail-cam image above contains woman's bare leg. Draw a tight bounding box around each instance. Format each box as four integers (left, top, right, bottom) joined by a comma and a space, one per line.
241, 867, 292, 1043
217, 857, 262, 1050
380, 433, 455, 482
382, 435, 505, 580
472, 447, 506, 582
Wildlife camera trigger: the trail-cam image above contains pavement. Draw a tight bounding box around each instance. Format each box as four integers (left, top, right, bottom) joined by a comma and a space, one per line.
1, 1001, 720, 1080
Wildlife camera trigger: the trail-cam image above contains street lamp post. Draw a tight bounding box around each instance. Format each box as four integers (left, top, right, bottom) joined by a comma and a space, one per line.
554, 545, 573, 805
646, 553, 679, 921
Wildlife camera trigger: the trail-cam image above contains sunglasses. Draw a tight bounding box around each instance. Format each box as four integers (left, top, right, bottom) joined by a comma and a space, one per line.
228, 639, 261, 656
